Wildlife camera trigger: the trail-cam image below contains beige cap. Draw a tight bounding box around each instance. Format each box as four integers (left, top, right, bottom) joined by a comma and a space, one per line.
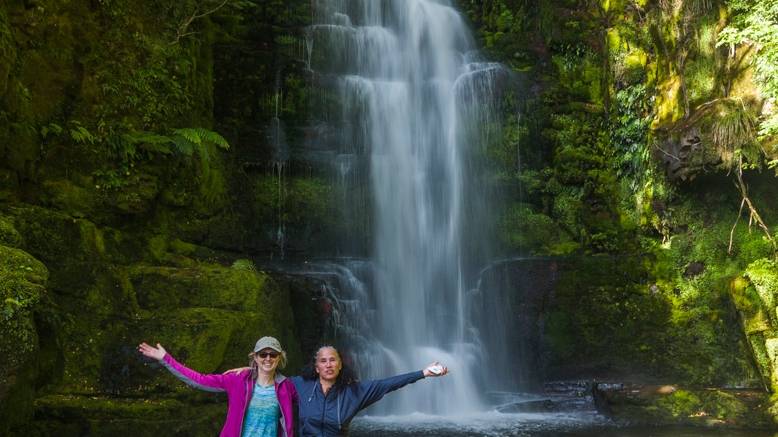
252, 336, 284, 353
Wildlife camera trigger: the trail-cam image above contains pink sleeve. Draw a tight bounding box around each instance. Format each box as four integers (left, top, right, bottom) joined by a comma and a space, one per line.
160, 353, 228, 392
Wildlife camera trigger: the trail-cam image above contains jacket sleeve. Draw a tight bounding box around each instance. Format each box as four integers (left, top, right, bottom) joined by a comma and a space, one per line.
356, 370, 425, 410
159, 353, 229, 393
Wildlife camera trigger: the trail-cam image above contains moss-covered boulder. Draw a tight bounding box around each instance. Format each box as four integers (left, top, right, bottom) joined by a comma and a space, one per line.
0, 244, 49, 434
594, 384, 772, 428
50, 259, 305, 396
129, 262, 278, 312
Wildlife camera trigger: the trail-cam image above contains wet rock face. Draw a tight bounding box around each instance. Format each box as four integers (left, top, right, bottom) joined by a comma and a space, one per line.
654, 126, 722, 181
473, 258, 561, 392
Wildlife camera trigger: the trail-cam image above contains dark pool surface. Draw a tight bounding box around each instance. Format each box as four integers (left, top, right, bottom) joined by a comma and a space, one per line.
349, 412, 775, 437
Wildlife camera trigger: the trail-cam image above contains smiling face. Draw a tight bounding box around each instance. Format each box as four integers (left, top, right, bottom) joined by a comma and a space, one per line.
253, 348, 281, 376
314, 346, 342, 383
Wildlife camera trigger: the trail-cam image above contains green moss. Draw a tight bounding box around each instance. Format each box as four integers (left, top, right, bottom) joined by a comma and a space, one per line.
28, 395, 224, 437
604, 385, 771, 427
651, 389, 766, 425
129, 263, 270, 312
0, 245, 48, 434
656, 389, 703, 418
746, 259, 778, 317
41, 179, 100, 218
0, 215, 21, 247
147, 235, 169, 263
109, 173, 160, 214
253, 174, 337, 251
169, 238, 197, 256
498, 202, 577, 255
230, 258, 256, 272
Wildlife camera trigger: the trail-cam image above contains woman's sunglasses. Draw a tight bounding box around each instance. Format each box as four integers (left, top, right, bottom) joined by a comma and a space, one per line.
258, 351, 280, 359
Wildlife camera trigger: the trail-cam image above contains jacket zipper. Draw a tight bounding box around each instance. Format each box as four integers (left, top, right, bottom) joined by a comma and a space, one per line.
320, 385, 328, 437
239, 377, 252, 434
277, 380, 288, 437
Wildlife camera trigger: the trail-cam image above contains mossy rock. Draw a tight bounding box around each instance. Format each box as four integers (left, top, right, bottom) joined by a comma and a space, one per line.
0, 244, 49, 434
40, 179, 101, 218
746, 259, 778, 324
1, 205, 143, 288
128, 263, 273, 312
0, 245, 49, 380
5, 205, 105, 266
0, 214, 22, 247
27, 394, 224, 437
51, 305, 240, 395
96, 305, 300, 395
598, 385, 772, 428
55, 263, 305, 395
105, 173, 160, 215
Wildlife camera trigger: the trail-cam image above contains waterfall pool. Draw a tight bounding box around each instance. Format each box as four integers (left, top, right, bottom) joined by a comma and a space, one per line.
350, 412, 773, 436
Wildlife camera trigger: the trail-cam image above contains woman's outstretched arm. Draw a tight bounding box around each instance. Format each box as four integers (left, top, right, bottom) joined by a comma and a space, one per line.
138, 342, 230, 392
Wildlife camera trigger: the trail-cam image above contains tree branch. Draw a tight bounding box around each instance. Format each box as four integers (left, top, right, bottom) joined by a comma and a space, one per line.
732, 158, 777, 256
171, 0, 229, 45
728, 197, 745, 255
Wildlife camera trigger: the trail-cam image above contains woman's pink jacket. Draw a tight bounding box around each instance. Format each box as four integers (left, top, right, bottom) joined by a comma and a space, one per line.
161, 353, 297, 437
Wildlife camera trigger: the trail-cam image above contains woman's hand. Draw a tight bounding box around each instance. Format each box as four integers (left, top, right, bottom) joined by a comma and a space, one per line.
423, 361, 448, 377
138, 342, 167, 361
224, 366, 250, 375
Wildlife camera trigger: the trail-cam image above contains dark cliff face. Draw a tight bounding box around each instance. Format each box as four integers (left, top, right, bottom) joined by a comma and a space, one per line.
0, 1, 335, 434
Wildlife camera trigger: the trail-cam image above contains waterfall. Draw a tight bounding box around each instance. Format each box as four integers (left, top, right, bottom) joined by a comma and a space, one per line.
309, 0, 506, 415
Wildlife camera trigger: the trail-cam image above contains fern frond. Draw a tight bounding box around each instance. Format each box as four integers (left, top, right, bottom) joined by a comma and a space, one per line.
171, 135, 197, 156
173, 128, 204, 146
200, 129, 230, 150
122, 131, 174, 154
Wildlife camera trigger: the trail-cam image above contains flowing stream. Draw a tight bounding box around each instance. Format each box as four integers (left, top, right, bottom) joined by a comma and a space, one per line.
308, 0, 505, 415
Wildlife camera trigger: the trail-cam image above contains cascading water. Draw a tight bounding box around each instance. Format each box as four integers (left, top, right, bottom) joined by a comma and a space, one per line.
308, 0, 507, 415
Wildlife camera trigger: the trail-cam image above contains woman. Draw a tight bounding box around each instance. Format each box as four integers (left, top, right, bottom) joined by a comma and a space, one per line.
292, 345, 448, 436
137, 336, 296, 437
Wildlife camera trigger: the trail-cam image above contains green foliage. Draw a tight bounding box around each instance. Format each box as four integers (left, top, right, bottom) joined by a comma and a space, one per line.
462, 0, 532, 66
719, 0, 778, 139
745, 258, 778, 313
612, 84, 653, 186
699, 98, 759, 170
499, 202, 578, 255
41, 121, 97, 145
116, 127, 229, 160
486, 110, 526, 180
171, 128, 230, 155
92, 127, 230, 192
